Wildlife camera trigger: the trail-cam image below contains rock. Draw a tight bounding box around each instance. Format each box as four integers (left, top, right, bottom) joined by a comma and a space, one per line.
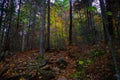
4, 51, 13, 56
52, 67, 60, 74
73, 78, 79, 80
0, 52, 4, 59
57, 77, 67, 80
40, 65, 51, 70
41, 70, 55, 80
48, 58, 56, 64
56, 58, 67, 69
39, 59, 47, 67
4, 51, 9, 56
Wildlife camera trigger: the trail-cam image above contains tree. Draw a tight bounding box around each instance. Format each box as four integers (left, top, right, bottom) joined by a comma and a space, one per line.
46, 0, 50, 51
4, 0, 14, 51
0, 0, 5, 31
39, 0, 46, 57
69, 0, 73, 45
0, 0, 5, 52
13, 0, 22, 51
99, 0, 120, 80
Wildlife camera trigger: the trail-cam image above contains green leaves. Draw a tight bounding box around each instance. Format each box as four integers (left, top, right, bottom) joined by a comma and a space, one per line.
86, 59, 93, 64
23, 18, 28, 23
107, 11, 112, 16
72, 71, 81, 78
91, 50, 105, 58
78, 60, 84, 65
37, 54, 44, 61
87, 6, 97, 12
54, 0, 69, 11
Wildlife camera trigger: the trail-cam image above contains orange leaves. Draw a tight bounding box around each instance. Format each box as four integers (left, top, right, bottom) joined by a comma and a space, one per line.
10, 63, 15, 67
19, 77, 25, 80
1, 42, 119, 80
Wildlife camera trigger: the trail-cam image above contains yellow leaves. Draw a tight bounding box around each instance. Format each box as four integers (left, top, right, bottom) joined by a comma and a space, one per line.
56, 22, 62, 28
77, 36, 83, 41
19, 77, 25, 80
0, 62, 4, 69
10, 69, 18, 76
10, 63, 15, 67
93, 15, 102, 24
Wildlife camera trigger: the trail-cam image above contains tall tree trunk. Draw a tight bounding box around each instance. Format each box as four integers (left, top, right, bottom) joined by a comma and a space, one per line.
99, 0, 108, 42
99, 0, 120, 80
0, 0, 5, 52
14, 0, 21, 51
21, 29, 25, 52
0, 0, 5, 30
16, 0, 21, 33
30, 5, 37, 50
4, 0, 14, 51
0, 18, 6, 53
46, 0, 50, 51
106, 0, 114, 37
26, 4, 32, 50
39, 0, 46, 57
69, 0, 72, 45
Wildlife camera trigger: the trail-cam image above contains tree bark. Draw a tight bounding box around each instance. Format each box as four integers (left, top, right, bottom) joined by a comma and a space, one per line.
99, 0, 120, 80
39, 0, 46, 57
46, 0, 50, 51
69, 0, 73, 45
4, 0, 14, 51
0, 0, 5, 30
21, 31, 25, 52
0, 0, 5, 52
106, 0, 114, 37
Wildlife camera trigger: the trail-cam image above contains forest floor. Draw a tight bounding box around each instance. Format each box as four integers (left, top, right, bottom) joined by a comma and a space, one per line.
0, 43, 120, 80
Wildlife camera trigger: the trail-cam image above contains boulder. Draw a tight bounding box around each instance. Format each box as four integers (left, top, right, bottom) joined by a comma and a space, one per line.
39, 59, 47, 67
41, 70, 55, 80
52, 67, 60, 74
56, 58, 67, 69
40, 65, 51, 70
58, 77, 67, 80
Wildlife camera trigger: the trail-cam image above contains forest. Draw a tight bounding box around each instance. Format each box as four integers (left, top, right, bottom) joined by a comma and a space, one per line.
0, 0, 120, 80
